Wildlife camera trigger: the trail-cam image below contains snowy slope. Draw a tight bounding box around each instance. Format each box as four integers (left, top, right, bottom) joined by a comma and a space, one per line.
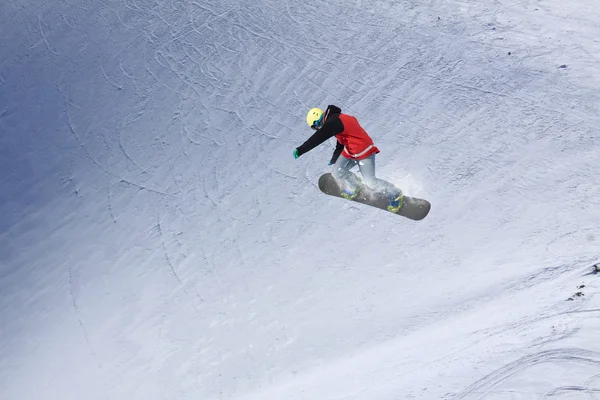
1, 0, 599, 399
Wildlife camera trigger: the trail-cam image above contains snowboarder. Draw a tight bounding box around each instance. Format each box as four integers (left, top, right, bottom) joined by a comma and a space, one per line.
293, 105, 403, 212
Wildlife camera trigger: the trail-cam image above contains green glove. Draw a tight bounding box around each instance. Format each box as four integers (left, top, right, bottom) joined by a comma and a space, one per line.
293, 149, 299, 159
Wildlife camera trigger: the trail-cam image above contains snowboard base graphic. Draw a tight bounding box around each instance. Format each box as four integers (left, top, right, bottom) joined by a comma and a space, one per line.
318, 173, 431, 221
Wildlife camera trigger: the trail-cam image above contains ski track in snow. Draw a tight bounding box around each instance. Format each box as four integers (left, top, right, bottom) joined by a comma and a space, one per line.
0, 0, 599, 399
455, 348, 600, 400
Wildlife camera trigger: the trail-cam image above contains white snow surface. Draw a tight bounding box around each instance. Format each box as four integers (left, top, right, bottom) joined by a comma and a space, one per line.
1, 0, 600, 399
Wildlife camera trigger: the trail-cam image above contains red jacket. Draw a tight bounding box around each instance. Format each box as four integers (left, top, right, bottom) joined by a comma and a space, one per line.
295, 105, 380, 163
336, 114, 380, 160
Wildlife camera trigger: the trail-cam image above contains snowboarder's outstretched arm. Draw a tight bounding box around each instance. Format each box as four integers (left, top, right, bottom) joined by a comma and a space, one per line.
295, 117, 343, 158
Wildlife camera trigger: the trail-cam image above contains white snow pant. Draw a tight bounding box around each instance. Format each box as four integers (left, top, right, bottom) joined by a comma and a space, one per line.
331, 154, 401, 197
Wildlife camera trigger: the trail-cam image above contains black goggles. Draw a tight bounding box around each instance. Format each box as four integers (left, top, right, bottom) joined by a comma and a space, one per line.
311, 115, 324, 130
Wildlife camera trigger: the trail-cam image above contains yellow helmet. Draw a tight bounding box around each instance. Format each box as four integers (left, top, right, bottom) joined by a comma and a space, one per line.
306, 107, 324, 129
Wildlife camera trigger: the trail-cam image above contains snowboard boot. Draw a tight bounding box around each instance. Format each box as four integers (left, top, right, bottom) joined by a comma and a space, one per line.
387, 193, 404, 213
341, 186, 360, 200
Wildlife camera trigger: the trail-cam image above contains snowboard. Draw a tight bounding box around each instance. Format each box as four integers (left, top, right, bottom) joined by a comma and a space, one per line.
318, 173, 431, 221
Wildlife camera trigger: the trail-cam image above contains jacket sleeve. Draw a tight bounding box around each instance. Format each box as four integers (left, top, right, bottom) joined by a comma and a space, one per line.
295, 117, 344, 157
329, 141, 344, 164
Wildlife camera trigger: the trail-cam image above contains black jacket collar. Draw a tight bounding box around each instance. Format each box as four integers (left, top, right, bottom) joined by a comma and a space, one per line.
324, 105, 342, 122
